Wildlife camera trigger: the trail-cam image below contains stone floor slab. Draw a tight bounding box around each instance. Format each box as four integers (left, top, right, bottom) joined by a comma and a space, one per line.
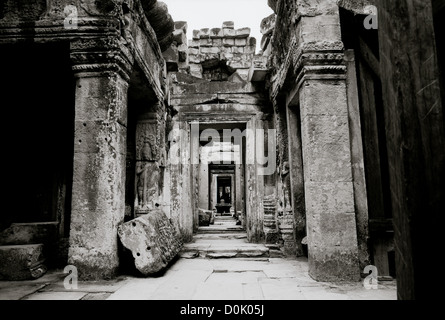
242, 282, 265, 300
21, 291, 88, 300
81, 292, 112, 300
298, 286, 352, 300
149, 270, 213, 300
0, 283, 46, 300
107, 277, 168, 300
192, 282, 244, 300
259, 278, 306, 300
205, 271, 267, 284
41, 279, 129, 293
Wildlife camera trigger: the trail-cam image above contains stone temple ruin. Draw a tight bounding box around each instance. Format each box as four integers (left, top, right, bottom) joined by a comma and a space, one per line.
0, 0, 443, 300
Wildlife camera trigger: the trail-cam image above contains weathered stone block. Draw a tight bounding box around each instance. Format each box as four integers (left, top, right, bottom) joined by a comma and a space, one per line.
261, 13, 276, 36
200, 46, 220, 54
223, 38, 235, 47
189, 63, 203, 78
235, 27, 251, 38
309, 212, 358, 249
222, 21, 235, 29
212, 38, 223, 47
174, 21, 188, 33
232, 46, 244, 54
244, 45, 256, 54
210, 28, 223, 39
188, 48, 199, 55
235, 38, 247, 46
235, 69, 250, 81
0, 244, 47, 280
227, 60, 251, 71
300, 80, 349, 117
200, 28, 210, 39
178, 44, 188, 62
172, 29, 187, 45
198, 211, 211, 226
223, 28, 236, 38
188, 54, 201, 64
118, 209, 183, 275
0, 222, 59, 266
220, 52, 234, 61
162, 44, 179, 63
0, 222, 58, 246
199, 38, 212, 47
220, 46, 232, 53
192, 30, 200, 40
305, 182, 355, 214
301, 116, 353, 182
188, 39, 200, 48
300, 15, 342, 44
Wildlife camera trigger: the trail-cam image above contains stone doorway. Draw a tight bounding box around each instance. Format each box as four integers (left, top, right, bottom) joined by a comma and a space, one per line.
196, 122, 246, 231
0, 42, 75, 268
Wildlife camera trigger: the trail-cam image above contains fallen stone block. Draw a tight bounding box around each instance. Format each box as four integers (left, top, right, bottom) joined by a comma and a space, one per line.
0, 244, 47, 280
117, 209, 183, 276
198, 209, 213, 226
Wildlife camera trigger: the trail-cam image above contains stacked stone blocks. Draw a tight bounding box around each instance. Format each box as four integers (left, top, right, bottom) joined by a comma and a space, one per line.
187, 22, 257, 80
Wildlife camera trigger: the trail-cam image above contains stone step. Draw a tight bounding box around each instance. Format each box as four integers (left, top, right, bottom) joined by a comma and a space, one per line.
193, 233, 248, 240
197, 225, 244, 233
180, 240, 269, 259
0, 244, 47, 280
0, 221, 60, 268
213, 216, 237, 221
0, 222, 59, 246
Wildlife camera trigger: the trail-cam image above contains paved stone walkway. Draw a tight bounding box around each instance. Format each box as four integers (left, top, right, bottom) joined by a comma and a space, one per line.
0, 257, 396, 300
0, 215, 397, 300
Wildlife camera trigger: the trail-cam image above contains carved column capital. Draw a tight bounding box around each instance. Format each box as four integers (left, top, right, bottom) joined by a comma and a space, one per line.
293, 41, 347, 84
70, 37, 133, 81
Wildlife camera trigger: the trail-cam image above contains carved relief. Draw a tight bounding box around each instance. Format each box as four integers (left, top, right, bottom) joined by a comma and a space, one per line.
135, 161, 160, 212
136, 120, 158, 161
134, 119, 161, 214
281, 161, 292, 210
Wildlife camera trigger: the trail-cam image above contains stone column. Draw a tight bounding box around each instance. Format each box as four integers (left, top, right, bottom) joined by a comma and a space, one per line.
68, 38, 132, 280
191, 122, 200, 232
296, 2, 360, 281
285, 99, 306, 256
169, 120, 193, 242
245, 117, 265, 243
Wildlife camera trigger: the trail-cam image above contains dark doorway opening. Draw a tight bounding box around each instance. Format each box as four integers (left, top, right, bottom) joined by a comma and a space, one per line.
0, 42, 75, 234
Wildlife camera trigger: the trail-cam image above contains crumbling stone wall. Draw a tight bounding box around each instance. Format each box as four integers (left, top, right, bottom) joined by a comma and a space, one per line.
179, 22, 257, 81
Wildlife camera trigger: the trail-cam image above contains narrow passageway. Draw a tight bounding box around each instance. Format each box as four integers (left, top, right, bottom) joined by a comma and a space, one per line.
181, 214, 274, 259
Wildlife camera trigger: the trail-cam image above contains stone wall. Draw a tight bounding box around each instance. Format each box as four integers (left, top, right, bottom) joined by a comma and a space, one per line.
184, 22, 256, 81
0, 0, 174, 280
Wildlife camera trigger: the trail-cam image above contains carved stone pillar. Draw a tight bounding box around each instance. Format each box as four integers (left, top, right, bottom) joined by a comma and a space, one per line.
294, 2, 361, 281
68, 37, 133, 280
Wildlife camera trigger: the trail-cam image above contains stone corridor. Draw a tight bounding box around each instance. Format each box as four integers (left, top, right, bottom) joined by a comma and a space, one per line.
0, 0, 443, 301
